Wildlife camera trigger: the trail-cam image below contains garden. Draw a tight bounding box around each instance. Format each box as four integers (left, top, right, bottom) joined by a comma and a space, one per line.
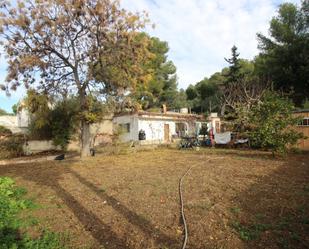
0, 148, 308, 249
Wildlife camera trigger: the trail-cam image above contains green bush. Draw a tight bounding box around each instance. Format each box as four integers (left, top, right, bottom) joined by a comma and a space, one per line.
0, 135, 25, 159
0, 177, 67, 248
0, 177, 33, 247
0, 125, 12, 136
49, 99, 79, 150
25, 91, 79, 150
249, 92, 304, 155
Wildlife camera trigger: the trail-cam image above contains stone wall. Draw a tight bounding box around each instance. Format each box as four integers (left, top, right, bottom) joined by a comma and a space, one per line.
23, 140, 61, 155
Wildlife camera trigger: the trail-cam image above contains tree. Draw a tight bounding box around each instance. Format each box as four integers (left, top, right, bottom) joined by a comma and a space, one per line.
185, 77, 221, 114
186, 84, 198, 101
0, 0, 151, 156
172, 89, 188, 110
224, 45, 242, 83
257, 2, 309, 106
0, 108, 8, 116
249, 92, 303, 155
12, 104, 17, 115
221, 48, 269, 119
24, 90, 92, 150
133, 35, 179, 110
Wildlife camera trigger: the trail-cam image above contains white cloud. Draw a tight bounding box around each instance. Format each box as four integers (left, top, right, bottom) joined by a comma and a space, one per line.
121, 0, 301, 88
0, 0, 302, 111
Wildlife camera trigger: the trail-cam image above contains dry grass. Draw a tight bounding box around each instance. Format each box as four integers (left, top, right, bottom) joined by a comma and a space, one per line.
0, 148, 308, 249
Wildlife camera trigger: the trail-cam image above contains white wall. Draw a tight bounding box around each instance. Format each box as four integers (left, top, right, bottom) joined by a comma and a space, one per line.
138, 119, 176, 142
17, 109, 30, 128
0, 115, 17, 128
0, 115, 27, 133
113, 114, 209, 143
114, 115, 181, 143
23, 140, 61, 155
113, 115, 139, 142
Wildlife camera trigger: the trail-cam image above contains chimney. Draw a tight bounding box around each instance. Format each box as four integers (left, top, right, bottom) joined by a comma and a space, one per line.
162, 104, 167, 114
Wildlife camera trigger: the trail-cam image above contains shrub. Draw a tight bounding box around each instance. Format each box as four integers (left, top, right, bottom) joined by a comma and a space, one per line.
49, 99, 79, 150
0, 135, 25, 159
0, 177, 33, 247
249, 92, 304, 155
0, 177, 67, 248
0, 125, 12, 136
25, 91, 79, 150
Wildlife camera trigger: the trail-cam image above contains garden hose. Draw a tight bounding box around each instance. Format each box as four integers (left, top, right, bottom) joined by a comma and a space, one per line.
179, 165, 194, 249
178, 157, 223, 249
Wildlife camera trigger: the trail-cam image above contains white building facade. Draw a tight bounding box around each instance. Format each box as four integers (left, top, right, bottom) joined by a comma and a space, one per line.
113, 111, 213, 144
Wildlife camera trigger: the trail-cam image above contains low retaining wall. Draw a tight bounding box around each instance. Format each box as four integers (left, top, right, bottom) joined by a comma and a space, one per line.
23, 140, 61, 155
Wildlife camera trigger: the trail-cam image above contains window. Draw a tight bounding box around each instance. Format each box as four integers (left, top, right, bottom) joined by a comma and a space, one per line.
119, 123, 130, 133
298, 118, 309, 126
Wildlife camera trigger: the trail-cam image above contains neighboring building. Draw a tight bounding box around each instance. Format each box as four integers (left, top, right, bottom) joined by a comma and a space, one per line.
17, 103, 30, 128
0, 115, 20, 133
0, 101, 30, 134
293, 109, 309, 150
113, 109, 220, 144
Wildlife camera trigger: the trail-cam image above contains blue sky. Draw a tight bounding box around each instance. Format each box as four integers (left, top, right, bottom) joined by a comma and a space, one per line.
0, 0, 301, 113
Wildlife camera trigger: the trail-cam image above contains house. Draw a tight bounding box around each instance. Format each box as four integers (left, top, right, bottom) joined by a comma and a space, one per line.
293, 109, 309, 150
0, 106, 29, 134
113, 107, 221, 144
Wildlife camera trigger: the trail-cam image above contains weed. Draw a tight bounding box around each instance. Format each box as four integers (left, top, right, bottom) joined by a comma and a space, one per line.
277, 237, 291, 249
301, 217, 309, 225
186, 202, 213, 211
255, 213, 266, 220
290, 232, 301, 241
230, 207, 241, 214
99, 188, 106, 193
0, 177, 67, 248
231, 221, 271, 241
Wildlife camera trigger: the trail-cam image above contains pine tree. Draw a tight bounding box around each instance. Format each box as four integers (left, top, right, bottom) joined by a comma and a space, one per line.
224, 45, 242, 83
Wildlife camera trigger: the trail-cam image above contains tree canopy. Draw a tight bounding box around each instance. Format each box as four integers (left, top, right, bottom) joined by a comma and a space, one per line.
256, 1, 309, 106
249, 92, 303, 155
0, 0, 152, 156
133, 34, 181, 110
224, 45, 242, 83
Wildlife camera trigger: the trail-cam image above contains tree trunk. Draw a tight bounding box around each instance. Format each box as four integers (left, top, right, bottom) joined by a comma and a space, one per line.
79, 89, 91, 158
220, 104, 226, 116
81, 120, 91, 157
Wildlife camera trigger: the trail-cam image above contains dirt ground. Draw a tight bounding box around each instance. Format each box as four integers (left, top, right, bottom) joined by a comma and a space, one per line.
0, 148, 308, 249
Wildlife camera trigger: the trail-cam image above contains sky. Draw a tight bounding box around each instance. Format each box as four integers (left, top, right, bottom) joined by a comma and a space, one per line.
0, 0, 301, 113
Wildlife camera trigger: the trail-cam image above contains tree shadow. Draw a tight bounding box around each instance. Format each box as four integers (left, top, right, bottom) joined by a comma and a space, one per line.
55, 183, 134, 249
230, 155, 309, 249
0, 162, 180, 248
68, 168, 179, 248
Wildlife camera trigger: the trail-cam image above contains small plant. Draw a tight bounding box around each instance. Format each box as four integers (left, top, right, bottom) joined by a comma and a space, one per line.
0, 177, 33, 246
0, 177, 67, 248
230, 207, 241, 214
0, 135, 25, 159
0, 125, 12, 136
231, 221, 271, 241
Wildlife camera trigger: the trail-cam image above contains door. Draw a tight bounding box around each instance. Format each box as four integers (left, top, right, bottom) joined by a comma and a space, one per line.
164, 124, 170, 142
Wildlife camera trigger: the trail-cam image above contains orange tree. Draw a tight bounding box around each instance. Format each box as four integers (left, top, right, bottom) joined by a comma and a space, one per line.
249, 92, 303, 155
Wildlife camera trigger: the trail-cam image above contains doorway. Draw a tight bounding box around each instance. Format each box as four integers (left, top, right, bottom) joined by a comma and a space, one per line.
164, 124, 170, 141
